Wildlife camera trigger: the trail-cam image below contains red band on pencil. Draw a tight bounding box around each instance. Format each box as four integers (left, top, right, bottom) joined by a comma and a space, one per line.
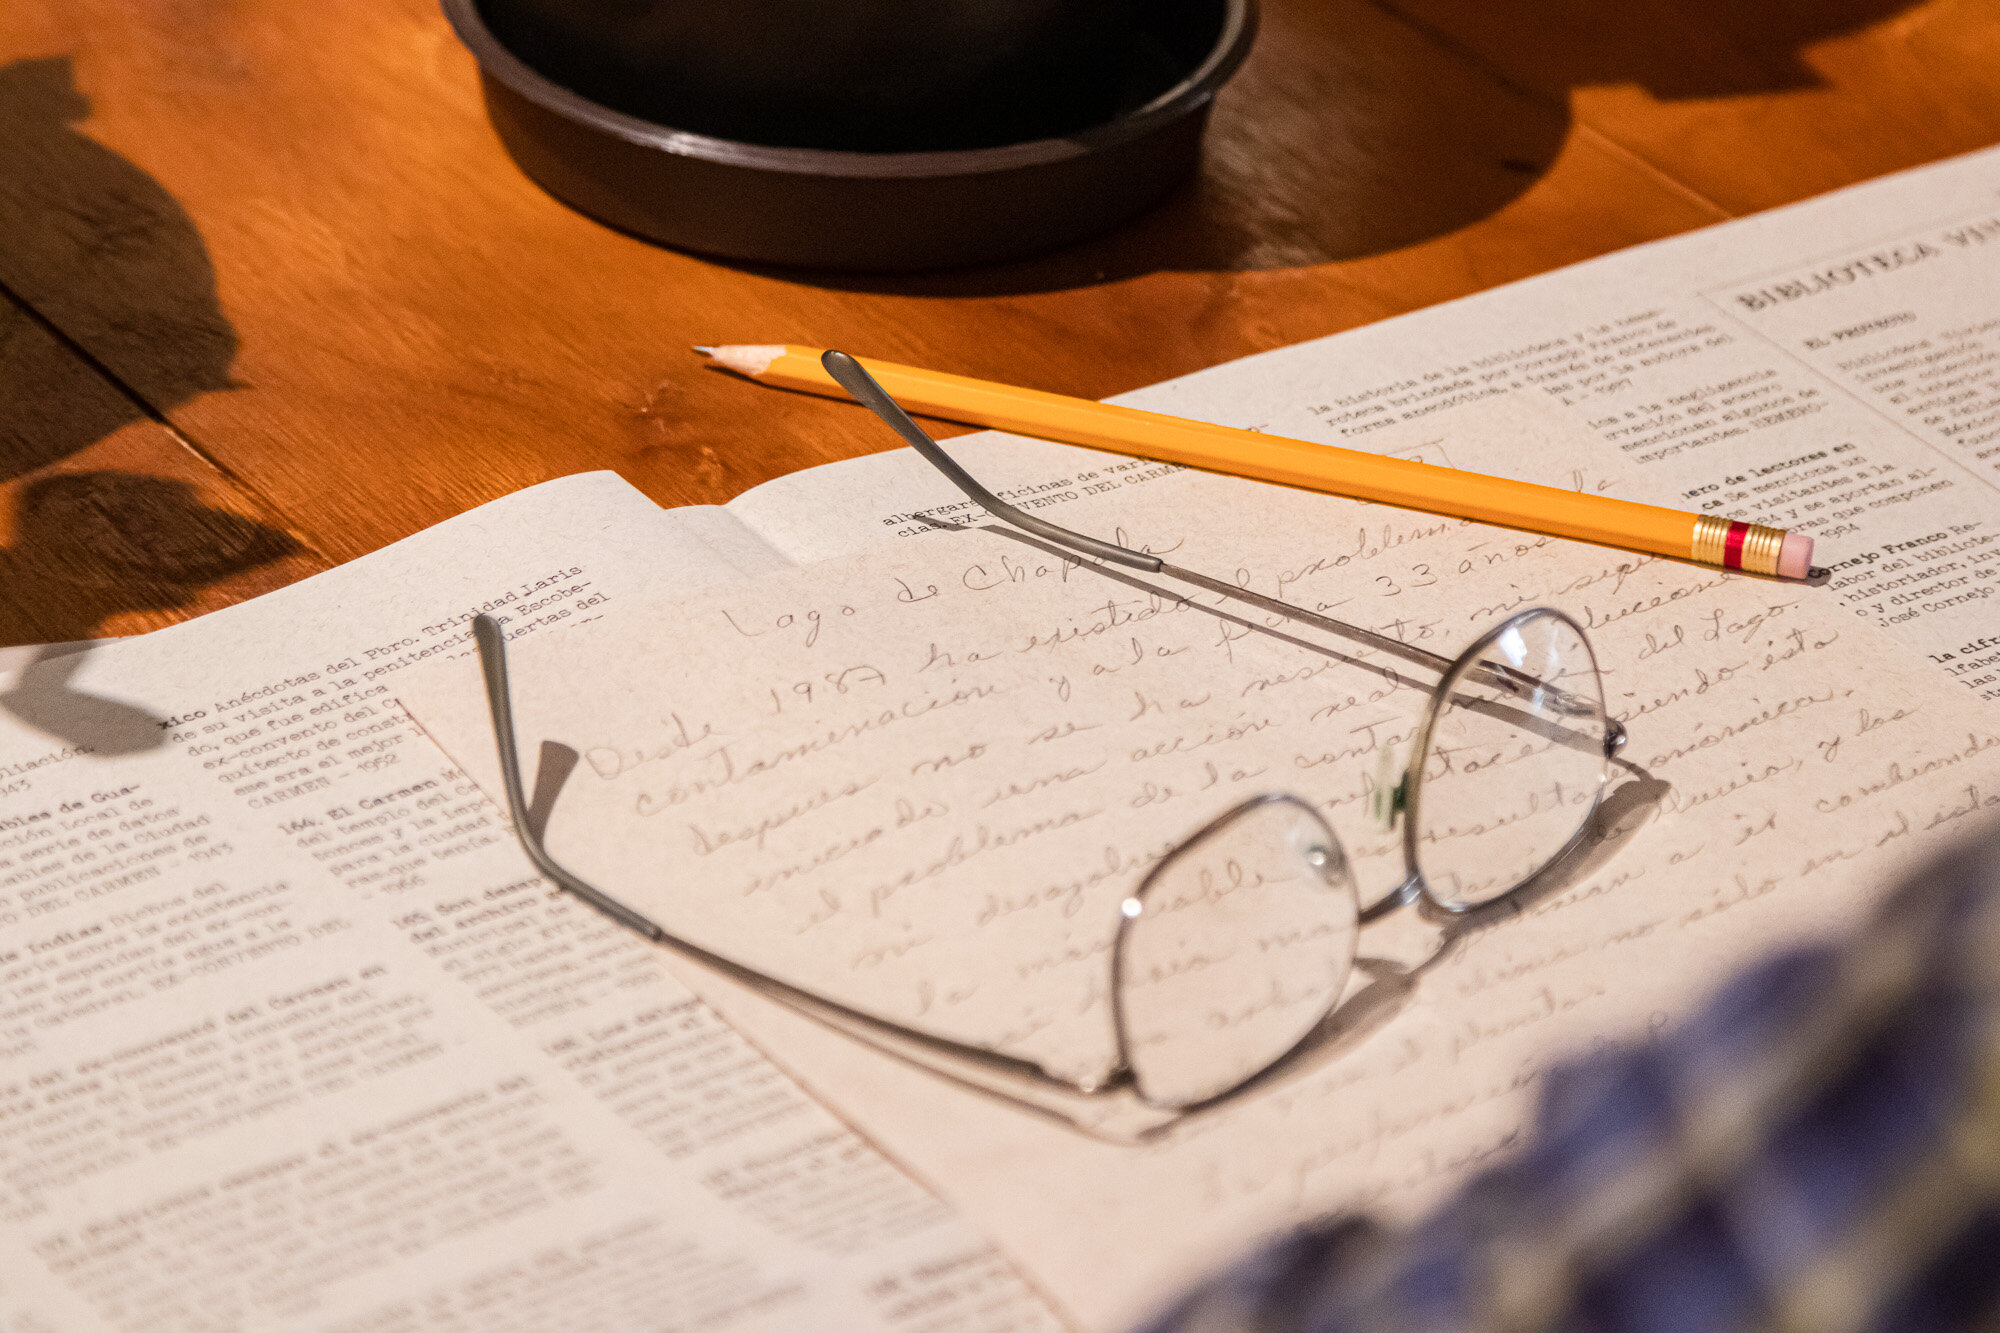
1722, 521, 1749, 570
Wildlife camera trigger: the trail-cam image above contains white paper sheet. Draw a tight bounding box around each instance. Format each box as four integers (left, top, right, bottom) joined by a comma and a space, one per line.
0, 476, 1057, 1332
395, 400, 1999, 1330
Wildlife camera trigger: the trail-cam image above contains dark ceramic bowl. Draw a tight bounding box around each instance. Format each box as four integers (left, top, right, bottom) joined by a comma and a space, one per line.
442, 0, 1256, 270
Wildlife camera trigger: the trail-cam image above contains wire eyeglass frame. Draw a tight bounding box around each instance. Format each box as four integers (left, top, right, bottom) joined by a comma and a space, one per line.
470, 351, 1629, 1124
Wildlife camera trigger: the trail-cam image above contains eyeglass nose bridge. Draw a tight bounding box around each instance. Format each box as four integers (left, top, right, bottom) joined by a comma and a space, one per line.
1358, 872, 1423, 924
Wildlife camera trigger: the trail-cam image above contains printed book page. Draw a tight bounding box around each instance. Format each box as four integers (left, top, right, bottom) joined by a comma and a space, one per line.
396, 400, 2000, 1331
723, 146, 2000, 700
0, 474, 1055, 1332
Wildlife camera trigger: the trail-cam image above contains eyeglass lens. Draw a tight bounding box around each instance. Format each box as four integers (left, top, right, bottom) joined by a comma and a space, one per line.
1113, 797, 1360, 1108
1408, 611, 1609, 912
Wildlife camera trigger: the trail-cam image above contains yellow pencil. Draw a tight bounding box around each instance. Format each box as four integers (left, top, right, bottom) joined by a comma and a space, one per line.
699, 344, 1817, 580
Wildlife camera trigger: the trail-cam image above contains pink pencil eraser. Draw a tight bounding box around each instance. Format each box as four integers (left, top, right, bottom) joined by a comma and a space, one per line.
1777, 532, 1813, 580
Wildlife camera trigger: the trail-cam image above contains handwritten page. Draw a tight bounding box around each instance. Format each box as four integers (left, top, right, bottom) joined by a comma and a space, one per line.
397, 402, 2000, 1330
0, 475, 1056, 1331
724, 147, 2000, 701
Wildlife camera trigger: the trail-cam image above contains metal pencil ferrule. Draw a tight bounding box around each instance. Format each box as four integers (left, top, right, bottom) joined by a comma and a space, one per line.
1691, 515, 1787, 576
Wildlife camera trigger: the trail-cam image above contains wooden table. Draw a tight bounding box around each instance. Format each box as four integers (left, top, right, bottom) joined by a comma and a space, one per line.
4, 0, 1999, 648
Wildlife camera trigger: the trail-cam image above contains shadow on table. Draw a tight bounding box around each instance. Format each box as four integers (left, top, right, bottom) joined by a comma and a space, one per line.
1385, 0, 1932, 103
0, 55, 238, 483
0, 473, 301, 751
0, 55, 298, 750
749, 0, 1924, 297
0, 472, 299, 647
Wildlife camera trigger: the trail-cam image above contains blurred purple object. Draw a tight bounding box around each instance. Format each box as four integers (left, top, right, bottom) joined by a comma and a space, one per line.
1135, 820, 2000, 1333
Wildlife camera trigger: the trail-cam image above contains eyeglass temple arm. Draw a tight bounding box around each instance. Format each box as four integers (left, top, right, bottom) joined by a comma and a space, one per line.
474, 614, 669, 941
822, 351, 1164, 572
470, 614, 1081, 1087
824, 356, 1619, 753
824, 351, 1490, 685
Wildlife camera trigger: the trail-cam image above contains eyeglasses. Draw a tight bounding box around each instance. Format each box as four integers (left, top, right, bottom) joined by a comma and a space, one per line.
473, 351, 1628, 1128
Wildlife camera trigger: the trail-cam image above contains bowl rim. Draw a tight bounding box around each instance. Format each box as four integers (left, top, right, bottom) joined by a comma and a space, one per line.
442, 0, 1257, 180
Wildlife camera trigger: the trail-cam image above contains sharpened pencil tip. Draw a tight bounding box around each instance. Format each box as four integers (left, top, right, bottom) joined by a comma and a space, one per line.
692, 346, 715, 355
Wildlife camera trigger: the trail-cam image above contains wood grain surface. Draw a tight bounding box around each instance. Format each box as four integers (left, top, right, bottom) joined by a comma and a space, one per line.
0, 290, 320, 648
2, 0, 1997, 644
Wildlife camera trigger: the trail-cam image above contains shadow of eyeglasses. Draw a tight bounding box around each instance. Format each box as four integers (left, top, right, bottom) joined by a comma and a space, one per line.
500, 596, 1663, 1143
920, 515, 1616, 760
